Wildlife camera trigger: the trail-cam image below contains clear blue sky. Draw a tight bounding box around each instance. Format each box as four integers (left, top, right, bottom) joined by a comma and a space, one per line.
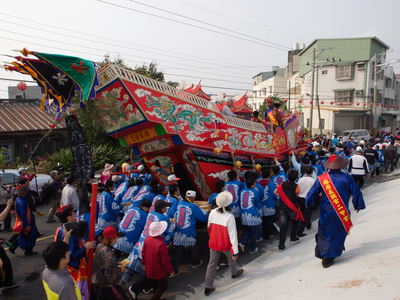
1, 0, 400, 99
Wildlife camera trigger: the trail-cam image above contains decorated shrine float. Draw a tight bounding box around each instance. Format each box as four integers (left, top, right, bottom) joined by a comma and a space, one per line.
96, 64, 307, 201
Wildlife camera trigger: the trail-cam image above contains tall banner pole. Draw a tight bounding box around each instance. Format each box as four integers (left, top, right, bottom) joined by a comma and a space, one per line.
87, 183, 98, 294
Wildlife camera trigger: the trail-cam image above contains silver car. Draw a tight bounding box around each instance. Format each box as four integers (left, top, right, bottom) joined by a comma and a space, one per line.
0, 169, 51, 199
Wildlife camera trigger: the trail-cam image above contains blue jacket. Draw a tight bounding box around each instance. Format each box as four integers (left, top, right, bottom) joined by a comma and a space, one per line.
114, 181, 129, 204
149, 194, 166, 213
306, 150, 318, 158
55, 226, 86, 271
311, 164, 325, 177
96, 191, 120, 232
240, 188, 262, 226
173, 200, 208, 246
122, 185, 142, 205
262, 180, 278, 216
113, 207, 148, 254
270, 165, 287, 189
126, 211, 175, 274
225, 181, 242, 218
132, 185, 155, 205
208, 192, 219, 205
165, 195, 179, 219
291, 155, 317, 180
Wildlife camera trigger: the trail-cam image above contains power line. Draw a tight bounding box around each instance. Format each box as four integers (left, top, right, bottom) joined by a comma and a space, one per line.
97, 0, 290, 51
0, 13, 263, 76
125, 0, 291, 50
177, 0, 309, 43
0, 30, 256, 82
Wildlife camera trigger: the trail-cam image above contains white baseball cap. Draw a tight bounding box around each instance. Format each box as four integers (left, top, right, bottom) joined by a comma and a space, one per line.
167, 174, 180, 181
186, 190, 196, 197
138, 165, 145, 172
356, 146, 363, 152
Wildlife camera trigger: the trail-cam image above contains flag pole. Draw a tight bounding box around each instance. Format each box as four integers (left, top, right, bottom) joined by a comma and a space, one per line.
87, 183, 98, 295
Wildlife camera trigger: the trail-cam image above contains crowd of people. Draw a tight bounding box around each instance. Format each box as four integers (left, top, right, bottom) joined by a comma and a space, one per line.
1, 127, 399, 299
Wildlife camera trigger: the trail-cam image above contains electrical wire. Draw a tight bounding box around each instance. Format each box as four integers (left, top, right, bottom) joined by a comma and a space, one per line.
97, 0, 290, 51
125, 0, 292, 50
177, 0, 309, 43
0, 12, 272, 74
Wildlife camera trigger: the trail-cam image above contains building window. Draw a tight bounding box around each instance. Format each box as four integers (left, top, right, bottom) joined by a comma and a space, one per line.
334, 91, 354, 103
30, 140, 56, 158
321, 70, 328, 75
262, 88, 266, 96
335, 65, 355, 80
0, 144, 12, 161
386, 78, 392, 88
320, 119, 325, 129
306, 118, 310, 128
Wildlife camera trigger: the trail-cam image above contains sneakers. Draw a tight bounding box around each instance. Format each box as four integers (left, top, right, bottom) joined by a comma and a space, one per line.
256, 237, 263, 242
204, 287, 215, 296
231, 268, 244, 279
249, 247, 258, 254
297, 233, 307, 237
128, 286, 136, 300
143, 287, 153, 294
278, 248, 284, 252
192, 260, 203, 269
238, 243, 245, 252
169, 271, 181, 278
290, 237, 300, 245
1, 282, 19, 290
24, 251, 38, 256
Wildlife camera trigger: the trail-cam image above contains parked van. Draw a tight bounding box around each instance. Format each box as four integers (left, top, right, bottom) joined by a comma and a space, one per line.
342, 129, 370, 142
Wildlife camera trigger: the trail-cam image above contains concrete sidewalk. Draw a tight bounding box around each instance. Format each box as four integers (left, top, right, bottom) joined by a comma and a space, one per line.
179, 177, 400, 300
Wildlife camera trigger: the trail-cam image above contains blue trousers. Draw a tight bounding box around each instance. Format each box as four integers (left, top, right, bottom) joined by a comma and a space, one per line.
240, 225, 257, 252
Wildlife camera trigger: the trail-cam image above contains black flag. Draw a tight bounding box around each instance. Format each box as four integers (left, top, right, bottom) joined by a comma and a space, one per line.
65, 115, 93, 214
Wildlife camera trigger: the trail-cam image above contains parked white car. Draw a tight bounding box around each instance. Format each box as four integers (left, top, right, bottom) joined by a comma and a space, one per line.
0, 169, 51, 198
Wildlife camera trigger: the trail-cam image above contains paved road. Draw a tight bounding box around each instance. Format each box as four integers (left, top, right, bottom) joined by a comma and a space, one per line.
0, 170, 392, 299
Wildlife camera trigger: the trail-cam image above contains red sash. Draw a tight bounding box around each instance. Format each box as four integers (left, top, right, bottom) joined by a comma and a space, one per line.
268, 111, 279, 127
319, 173, 353, 234
13, 199, 31, 234
276, 184, 304, 221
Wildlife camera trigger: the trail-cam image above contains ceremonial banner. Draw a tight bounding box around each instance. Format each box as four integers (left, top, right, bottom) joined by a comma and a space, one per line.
319, 172, 353, 234
65, 115, 93, 214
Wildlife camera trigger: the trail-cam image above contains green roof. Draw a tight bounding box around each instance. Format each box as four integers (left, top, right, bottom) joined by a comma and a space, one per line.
298, 37, 390, 77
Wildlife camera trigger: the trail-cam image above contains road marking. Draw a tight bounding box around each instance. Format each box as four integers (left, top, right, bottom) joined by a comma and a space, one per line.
3, 234, 55, 250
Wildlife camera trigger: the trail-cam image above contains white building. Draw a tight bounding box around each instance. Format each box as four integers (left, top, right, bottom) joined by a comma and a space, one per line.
298, 37, 400, 135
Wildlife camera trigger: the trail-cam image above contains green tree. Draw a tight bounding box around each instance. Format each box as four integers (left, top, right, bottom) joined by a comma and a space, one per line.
97, 54, 134, 71
259, 94, 288, 119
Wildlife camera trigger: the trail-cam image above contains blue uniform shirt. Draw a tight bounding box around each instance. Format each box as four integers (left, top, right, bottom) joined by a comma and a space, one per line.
262, 180, 278, 216
225, 181, 242, 218
96, 191, 120, 232
240, 188, 262, 226
173, 200, 208, 246
113, 207, 148, 254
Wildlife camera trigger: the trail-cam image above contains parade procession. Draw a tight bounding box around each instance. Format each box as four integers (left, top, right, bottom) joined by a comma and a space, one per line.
0, 1, 400, 300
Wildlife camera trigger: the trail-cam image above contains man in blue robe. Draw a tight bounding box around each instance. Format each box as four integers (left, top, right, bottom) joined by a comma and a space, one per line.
306, 155, 366, 268
14, 185, 37, 256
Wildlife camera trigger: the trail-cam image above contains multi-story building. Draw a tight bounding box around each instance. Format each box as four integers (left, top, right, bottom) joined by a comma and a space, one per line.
248, 67, 288, 110
298, 37, 399, 135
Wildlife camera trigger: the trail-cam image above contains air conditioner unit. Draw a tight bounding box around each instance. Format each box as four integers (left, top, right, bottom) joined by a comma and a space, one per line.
355, 90, 363, 97
357, 62, 365, 70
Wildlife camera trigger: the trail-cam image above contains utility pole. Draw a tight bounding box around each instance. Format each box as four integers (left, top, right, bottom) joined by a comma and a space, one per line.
373, 53, 378, 132
288, 81, 291, 112
309, 49, 316, 137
